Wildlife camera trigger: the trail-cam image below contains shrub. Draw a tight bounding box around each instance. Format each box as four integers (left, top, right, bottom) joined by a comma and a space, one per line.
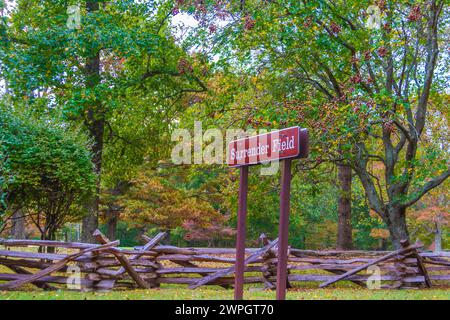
0, 107, 96, 239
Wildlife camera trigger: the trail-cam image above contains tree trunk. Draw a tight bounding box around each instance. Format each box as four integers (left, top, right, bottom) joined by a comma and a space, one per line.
41, 224, 57, 253
81, 1, 103, 243
385, 205, 409, 249
434, 220, 442, 252
81, 200, 99, 243
336, 164, 353, 250
378, 238, 388, 251
10, 209, 25, 239
434, 194, 445, 252
106, 211, 118, 241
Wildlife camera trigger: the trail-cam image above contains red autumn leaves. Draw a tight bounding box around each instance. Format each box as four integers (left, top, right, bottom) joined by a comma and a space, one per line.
244, 15, 256, 31
177, 58, 193, 74
408, 5, 421, 22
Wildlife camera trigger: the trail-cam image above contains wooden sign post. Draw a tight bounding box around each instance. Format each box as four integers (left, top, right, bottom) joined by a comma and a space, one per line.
234, 165, 248, 300
276, 158, 292, 300
228, 127, 309, 300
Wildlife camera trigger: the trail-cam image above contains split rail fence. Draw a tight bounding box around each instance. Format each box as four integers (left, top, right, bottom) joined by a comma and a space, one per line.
0, 231, 449, 291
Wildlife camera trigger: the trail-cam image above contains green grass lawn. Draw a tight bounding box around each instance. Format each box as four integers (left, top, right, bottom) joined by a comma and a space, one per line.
0, 286, 449, 300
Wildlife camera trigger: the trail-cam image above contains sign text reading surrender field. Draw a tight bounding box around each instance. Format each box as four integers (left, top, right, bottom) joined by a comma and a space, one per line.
227, 127, 309, 167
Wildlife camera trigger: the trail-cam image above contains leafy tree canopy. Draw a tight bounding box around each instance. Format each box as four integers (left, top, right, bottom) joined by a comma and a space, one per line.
0, 105, 96, 239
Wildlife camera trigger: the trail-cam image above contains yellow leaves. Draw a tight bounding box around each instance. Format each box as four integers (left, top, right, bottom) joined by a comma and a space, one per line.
371, 161, 385, 174
370, 228, 390, 239
369, 209, 382, 221
369, 209, 377, 218
338, 104, 349, 112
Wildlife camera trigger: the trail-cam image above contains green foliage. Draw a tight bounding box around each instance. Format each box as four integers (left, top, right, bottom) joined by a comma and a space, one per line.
1, 0, 209, 186
99, 220, 142, 247
351, 181, 386, 250
0, 105, 95, 238
0, 0, 448, 250
180, 0, 450, 247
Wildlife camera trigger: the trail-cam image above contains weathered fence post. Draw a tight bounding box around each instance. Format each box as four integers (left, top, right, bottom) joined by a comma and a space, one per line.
260, 234, 277, 290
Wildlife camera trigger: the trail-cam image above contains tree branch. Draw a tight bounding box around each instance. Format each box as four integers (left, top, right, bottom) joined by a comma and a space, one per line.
352, 143, 385, 215
414, 0, 443, 136
402, 167, 450, 208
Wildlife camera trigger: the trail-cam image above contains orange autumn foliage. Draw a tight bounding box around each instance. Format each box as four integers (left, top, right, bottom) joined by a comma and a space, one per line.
370, 228, 390, 239
118, 171, 234, 241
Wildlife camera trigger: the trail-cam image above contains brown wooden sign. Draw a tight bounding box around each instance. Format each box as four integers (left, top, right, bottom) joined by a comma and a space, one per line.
227, 127, 309, 167
228, 126, 309, 301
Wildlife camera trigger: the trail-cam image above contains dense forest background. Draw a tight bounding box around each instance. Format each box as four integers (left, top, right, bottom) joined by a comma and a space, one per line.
0, 0, 448, 250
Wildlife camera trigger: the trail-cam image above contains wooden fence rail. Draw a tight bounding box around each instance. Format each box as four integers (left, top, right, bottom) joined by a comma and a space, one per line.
0, 232, 449, 292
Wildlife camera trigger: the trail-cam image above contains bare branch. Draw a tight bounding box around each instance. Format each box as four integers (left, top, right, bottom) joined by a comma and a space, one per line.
402, 167, 450, 208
